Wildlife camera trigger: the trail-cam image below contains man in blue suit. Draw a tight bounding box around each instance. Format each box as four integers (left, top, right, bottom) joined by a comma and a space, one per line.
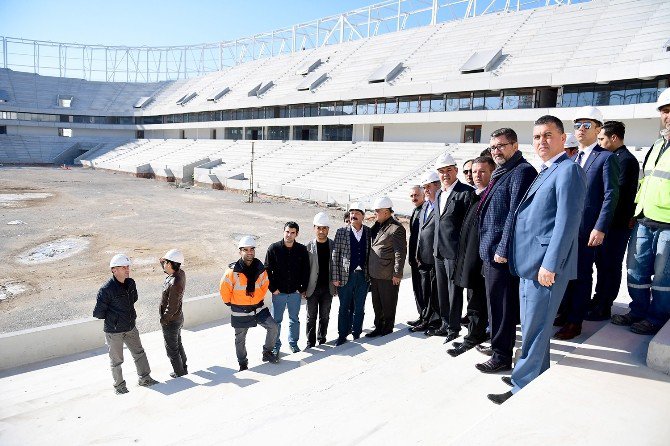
554, 107, 620, 340
488, 115, 586, 405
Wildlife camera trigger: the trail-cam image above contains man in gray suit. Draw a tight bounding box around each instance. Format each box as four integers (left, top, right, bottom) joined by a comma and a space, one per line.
305, 212, 337, 349
488, 115, 586, 405
367, 196, 407, 337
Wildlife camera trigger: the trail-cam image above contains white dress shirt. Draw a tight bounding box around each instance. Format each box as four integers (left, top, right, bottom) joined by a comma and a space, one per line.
439, 180, 459, 215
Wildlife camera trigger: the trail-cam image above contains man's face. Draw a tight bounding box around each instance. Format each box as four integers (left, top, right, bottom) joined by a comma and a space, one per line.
660, 105, 670, 134
489, 136, 517, 166
349, 209, 364, 228
533, 123, 566, 162
240, 247, 255, 264
472, 162, 493, 190
374, 208, 391, 223
574, 119, 600, 146
314, 225, 329, 242
111, 265, 130, 283
597, 129, 616, 151
463, 161, 474, 185
409, 187, 424, 206
437, 165, 458, 188
423, 182, 439, 202
283, 227, 298, 245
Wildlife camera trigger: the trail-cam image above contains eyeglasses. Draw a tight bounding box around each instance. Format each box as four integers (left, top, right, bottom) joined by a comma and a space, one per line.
488, 142, 512, 152
573, 122, 592, 130
463, 170, 471, 174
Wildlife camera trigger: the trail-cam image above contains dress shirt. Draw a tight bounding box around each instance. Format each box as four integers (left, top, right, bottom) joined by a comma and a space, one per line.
351, 225, 364, 242
577, 141, 597, 168
439, 180, 459, 215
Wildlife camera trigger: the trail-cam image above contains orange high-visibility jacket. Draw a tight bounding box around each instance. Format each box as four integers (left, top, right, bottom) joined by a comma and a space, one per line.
219, 260, 269, 311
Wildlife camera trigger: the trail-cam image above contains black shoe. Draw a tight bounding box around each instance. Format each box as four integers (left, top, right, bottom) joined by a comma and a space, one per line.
262, 351, 279, 363
447, 343, 474, 357
335, 337, 348, 346
409, 322, 430, 332
475, 358, 512, 374
442, 333, 459, 343
239, 363, 248, 372
475, 344, 493, 356
305, 343, 315, 349
352, 334, 360, 340
501, 376, 513, 387
318, 338, 326, 345
553, 313, 567, 327
289, 344, 301, 353
611, 312, 644, 326
365, 329, 381, 338
584, 307, 611, 321
487, 391, 513, 405
425, 327, 449, 337
407, 318, 422, 327
114, 384, 129, 395
630, 319, 662, 335
460, 315, 470, 326
452, 341, 463, 348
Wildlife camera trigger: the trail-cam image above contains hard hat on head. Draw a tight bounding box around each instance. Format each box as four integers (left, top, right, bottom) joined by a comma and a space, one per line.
348, 201, 365, 213
564, 133, 579, 148
238, 235, 256, 249
313, 211, 331, 227
434, 153, 457, 170
419, 171, 440, 185
372, 196, 393, 210
657, 88, 670, 110
163, 249, 184, 264
573, 106, 603, 125
110, 254, 131, 268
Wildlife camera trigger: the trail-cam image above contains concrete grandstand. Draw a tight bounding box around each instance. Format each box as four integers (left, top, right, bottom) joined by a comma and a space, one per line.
1, 0, 670, 444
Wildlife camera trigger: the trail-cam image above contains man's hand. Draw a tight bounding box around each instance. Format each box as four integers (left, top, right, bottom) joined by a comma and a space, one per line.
272, 290, 280, 295
494, 254, 508, 264
392, 277, 401, 286
301, 292, 306, 299
587, 229, 605, 247
332, 280, 340, 287
538, 267, 556, 287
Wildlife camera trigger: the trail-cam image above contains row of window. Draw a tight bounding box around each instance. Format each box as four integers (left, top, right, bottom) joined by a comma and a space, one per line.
222, 125, 353, 142
0, 79, 665, 127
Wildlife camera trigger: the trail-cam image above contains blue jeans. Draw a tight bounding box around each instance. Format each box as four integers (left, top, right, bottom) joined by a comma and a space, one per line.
626, 222, 670, 326
337, 270, 368, 338
272, 292, 301, 350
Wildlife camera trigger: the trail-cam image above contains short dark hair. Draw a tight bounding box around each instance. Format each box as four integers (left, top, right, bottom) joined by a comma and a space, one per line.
472, 156, 496, 170
490, 128, 518, 143
343, 213, 350, 222
284, 221, 299, 232
534, 115, 564, 133
602, 120, 625, 140
463, 159, 474, 168
479, 148, 491, 157
165, 260, 181, 271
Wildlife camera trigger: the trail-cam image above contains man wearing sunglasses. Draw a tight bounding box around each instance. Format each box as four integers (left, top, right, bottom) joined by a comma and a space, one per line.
554, 106, 620, 340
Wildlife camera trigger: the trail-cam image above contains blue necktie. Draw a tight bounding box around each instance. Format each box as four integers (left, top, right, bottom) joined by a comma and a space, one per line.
575, 150, 584, 166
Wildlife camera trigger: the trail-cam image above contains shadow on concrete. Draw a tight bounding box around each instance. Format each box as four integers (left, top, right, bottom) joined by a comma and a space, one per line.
149, 365, 260, 395
0, 346, 109, 378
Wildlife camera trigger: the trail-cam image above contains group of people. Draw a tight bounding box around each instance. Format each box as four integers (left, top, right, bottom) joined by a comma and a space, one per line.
92, 90, 670, 402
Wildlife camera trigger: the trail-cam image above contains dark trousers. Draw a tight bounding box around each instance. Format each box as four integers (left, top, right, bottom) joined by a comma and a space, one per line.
435, 257, 463, 334
483, 261, 519, 365
561, 238, 597, 323
593, 226, 633, 310
337, 270, 368, 338
370, 277, 400, 333
162, 315, 187, 376
463, 279, 488, 346
306, 286, 333, 345
410, 263, 426, 317
418, 265, 440, 324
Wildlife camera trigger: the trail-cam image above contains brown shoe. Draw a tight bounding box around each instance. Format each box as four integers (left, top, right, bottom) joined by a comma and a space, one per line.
554, 322, 582, 340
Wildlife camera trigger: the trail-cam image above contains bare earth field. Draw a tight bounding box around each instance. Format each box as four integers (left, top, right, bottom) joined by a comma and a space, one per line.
0, 166, 373, 334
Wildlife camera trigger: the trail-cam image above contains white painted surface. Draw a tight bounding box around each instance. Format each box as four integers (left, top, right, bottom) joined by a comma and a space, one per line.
648, 319, 670, 375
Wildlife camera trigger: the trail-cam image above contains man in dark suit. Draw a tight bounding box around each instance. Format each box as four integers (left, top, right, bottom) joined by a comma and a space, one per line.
331, 202, 371, 346
448, 156, 495, 356
407, 185, 426, 326
488, 115, 586, 405
367, 196, 407, 337
409, 171, 442, 332
587, 121, 640, 320
476, 128, 537, 373
555, 107, 620, 340
430, 153, 475, 341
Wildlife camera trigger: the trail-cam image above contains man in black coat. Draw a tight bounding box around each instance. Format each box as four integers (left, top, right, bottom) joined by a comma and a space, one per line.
407, 185, 426, 326
587, 121, 640, 320
448, 156, 495, 356
429, 153, 475, 341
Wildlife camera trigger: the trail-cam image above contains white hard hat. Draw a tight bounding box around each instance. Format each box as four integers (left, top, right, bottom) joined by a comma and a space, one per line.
657, 88, 670, 110
163, 249, 184, 264
348, 202, 365, 213
110, 254, 132, 268
238, 235, 256, 248
434, 153, 457, 170
564, 133, 579, 148
313, 211, 331, 227
419, 171, 440, 186
573, 106, 603, 125
372, 196, 393, 210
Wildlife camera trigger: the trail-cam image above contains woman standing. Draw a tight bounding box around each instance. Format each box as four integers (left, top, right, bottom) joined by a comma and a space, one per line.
160, 249, 188, 378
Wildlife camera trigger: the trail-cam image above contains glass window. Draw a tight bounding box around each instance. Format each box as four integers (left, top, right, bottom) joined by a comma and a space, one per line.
607, 83, 625, 106
224, 127, 243, 139
306, 104, 318, 117
624, 82, 641, 105
576, 87, 594, 106
503, 90, 532, 109
420, 96, 431, 113
639, 80, 658, 104
561, 86, 578, 108
472, 93, 485, 111
279, 107, 288, 119
485, 92, 502, 110
593, 85, 609, 106
431, 95, 446, 112
398, 97, 418, 113
289, 105, 303, 118
458, 94, 472, 111
293, 125, 318, 141
322, 125, 353, 141
267, 126, 289, 140
341, 102, 354, 116
384, 99, 397, 114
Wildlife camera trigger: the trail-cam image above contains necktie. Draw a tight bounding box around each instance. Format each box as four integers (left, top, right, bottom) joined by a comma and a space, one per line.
575, 150, 584, 166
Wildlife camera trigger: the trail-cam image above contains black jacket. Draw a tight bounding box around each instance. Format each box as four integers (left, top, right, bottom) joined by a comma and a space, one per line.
408, 204, 423, 266
454, 193, 484, 289
433, 181, 475, 260
265, 240, 310, 294
610, 145, 640, 229
93, 277, 138, 333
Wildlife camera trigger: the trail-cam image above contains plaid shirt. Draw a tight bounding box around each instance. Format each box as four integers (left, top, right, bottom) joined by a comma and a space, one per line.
331, 225, 370, 286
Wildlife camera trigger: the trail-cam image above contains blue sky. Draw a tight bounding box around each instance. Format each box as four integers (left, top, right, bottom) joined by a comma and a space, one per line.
1, 0, 379, 46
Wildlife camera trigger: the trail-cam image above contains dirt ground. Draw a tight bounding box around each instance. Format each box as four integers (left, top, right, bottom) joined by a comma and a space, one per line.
1, 166, 403, 334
